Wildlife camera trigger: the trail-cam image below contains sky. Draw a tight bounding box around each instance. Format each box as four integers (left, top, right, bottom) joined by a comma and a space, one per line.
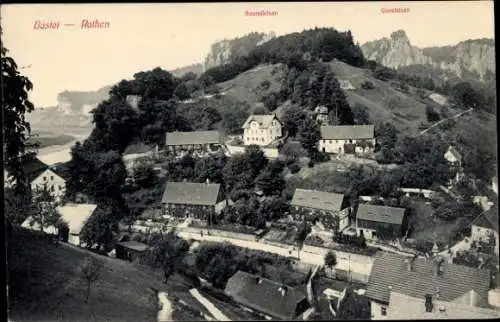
1, 1, 495, 107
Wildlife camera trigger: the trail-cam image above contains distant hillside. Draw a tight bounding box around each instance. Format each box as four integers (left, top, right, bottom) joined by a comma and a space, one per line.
361, 30, 495, 82
170, 63, 204, 78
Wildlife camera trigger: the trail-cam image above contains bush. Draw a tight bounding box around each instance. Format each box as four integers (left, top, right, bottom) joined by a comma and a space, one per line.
426, 105, 441, 122
361, 81, 375, 89
308, 160, 315, 168
288, 162, 301, 174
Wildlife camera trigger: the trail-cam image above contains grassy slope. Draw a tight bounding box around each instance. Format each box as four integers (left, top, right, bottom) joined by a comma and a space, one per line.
8, 229, 210, 322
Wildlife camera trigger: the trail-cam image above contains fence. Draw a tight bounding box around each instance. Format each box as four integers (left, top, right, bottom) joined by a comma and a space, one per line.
176, 226, 257, 242
226, 144, 279, 159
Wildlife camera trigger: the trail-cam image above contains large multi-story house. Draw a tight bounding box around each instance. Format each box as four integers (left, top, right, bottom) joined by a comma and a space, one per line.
291, 188, 351, 235
318, 125, 376, 155
161, 181, 226, 220
355, 204, 407, 241
242, 114, 282, 146
5, 158, 67, 203
365, 252, 496, 320
165, 130, 224, 157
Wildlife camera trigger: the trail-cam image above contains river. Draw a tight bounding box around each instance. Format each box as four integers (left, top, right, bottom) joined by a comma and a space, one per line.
37, 131, 90, 165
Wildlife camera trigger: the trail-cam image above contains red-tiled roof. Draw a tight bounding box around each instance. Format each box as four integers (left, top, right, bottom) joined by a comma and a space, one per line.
365, 252, 491, 307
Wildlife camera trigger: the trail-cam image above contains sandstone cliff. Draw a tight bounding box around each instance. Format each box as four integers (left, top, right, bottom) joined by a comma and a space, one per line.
203, 31, 276, 70
361, 30, 495, 81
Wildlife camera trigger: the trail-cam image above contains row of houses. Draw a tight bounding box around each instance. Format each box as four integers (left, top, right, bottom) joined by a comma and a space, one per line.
121, 113, 379, 174
215, 250, 500, 320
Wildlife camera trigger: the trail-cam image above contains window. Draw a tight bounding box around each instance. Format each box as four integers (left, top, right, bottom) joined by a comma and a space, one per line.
50, 186, 55, 192
50, 176, 54, 181
58, 185, 62, 191
381, 307, 387, 316
43, 176, 47, 181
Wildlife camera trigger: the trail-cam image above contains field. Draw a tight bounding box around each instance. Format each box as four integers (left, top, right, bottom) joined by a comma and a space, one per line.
7, 229, 211, 321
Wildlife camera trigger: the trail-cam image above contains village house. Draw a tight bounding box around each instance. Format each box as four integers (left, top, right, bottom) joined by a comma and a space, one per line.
21, 203, 97, 246
470, 206, 499, 255
161, 180, 226, 220
444, 145, 465, 185
365, 252, 495, 320
122, 142, 158, 176
314, 105, 329, 125
165, 130, 223, 157
337, 78, 356, 90
355, 204, 407, 241
318, 125, 376, 155
242, 114, 283, 146
291, 188, 351, 235
224, 270, 310, 320
125, 94, 142, 110
115, 239, 150, 262
5, 158, 67, 203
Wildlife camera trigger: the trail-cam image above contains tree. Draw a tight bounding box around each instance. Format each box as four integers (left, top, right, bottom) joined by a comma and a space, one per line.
297, 116, 321, 156
258, 197, 290, 221
255, 160, 286, 196
2, 39, 36, 195
141, 231, 190, 283
281, 105, 308, 137
80, 202, 125, 250
336, 287, 371, 320
352, 104, 371, 125
80, 256, 102, 303
133, 161, 156, 188
30, 185, 61, 233
173, 82, 190, 101
324, 250, 337, 276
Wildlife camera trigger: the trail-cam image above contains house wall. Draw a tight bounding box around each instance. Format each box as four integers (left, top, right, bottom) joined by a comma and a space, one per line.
356, 218, 404, 241
68, 233, 81, 246
31, 168, 66, 202
163, 203, 216, 219
370, 301, 389, 320
292, 206, 351, 233
166, 143, 223, 157
318, 138, 376, 154
243, 120, 282, 146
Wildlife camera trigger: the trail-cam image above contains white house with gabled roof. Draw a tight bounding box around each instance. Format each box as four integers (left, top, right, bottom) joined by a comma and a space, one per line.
242, 114, 282, 146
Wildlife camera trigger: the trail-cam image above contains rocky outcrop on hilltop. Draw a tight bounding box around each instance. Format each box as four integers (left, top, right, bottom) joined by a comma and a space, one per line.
203, 32, 276, 70
361, 30, 495, 81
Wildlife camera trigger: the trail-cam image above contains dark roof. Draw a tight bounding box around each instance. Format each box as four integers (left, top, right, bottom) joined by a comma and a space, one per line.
365, 252, 491, 307
356, 204, 406, 225
161, 181, 221, 206
471, 206, 499, 232
291, 189, 346, 212
123, 142, 155, 155
116, 240, 149, 252
320, 125, 374, 140
242, 114, 280, 129
225, 270, 307, 320
165, 130, 221, 146
23, 158, 49, 182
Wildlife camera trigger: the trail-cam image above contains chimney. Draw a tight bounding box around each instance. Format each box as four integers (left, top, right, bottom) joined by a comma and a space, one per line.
434, 257, 445, 277
206, 178, 210, 185
279, 285, 287, 296
469, 291, 478, 307
425, 294, 434, 312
